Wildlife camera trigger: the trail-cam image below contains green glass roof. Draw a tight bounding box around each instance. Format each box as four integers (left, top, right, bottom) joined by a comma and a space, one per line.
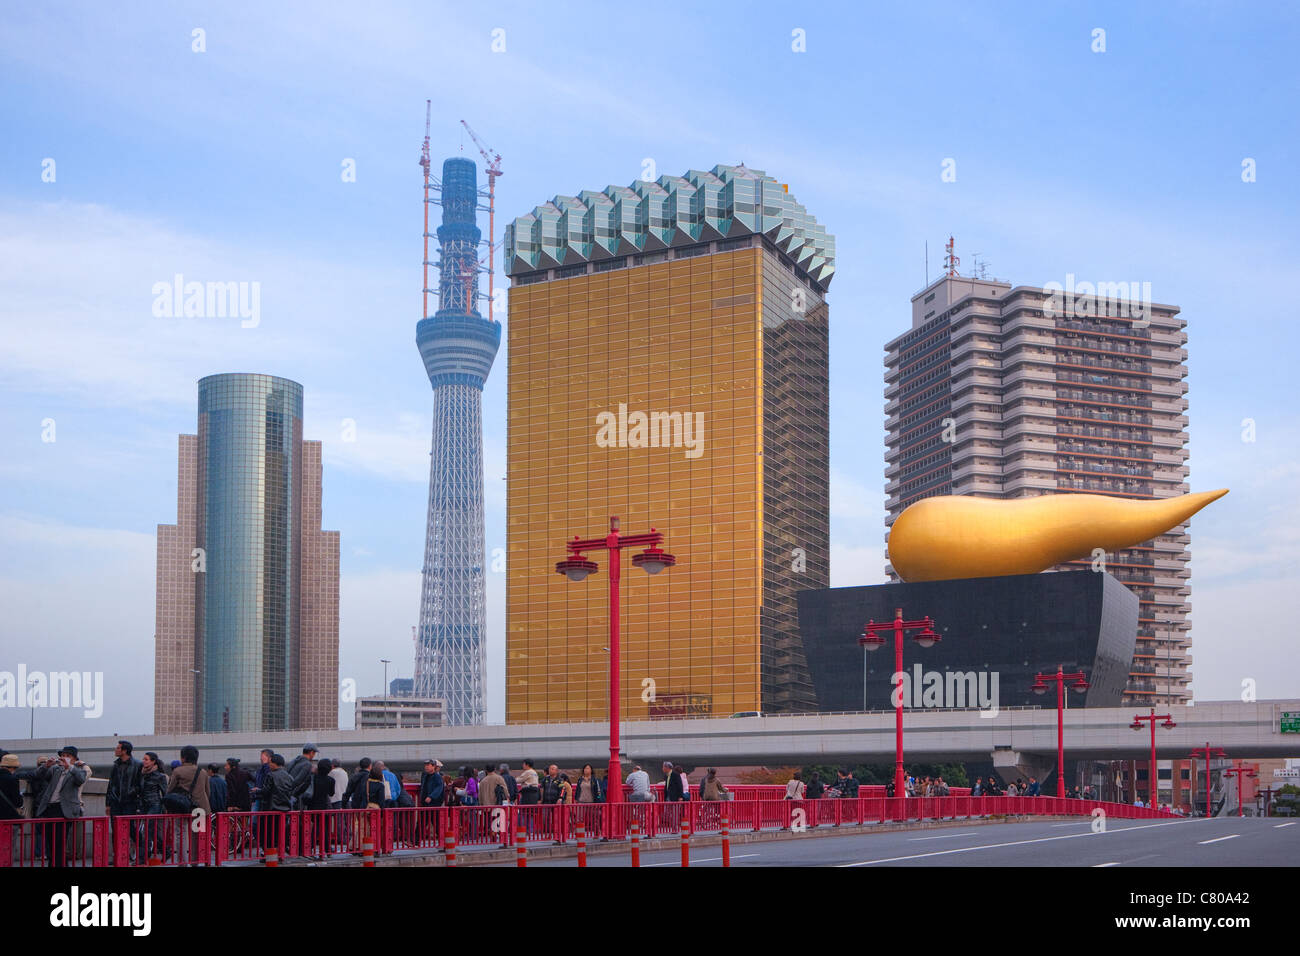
505, 164, 834, 288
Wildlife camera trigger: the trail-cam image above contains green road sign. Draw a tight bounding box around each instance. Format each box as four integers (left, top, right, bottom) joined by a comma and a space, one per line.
1282, 712, 1300, 734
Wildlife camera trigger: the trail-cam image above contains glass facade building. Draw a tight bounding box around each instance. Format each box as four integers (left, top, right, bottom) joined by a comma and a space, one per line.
503, 165, 833, 722
155, 373, 339, 733
198, 373, 302, 731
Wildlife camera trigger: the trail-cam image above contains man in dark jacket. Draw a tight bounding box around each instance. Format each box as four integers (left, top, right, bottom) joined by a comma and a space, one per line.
344, 758, 372, 810
542, 765, 564, 804
264, 754, 293, 812
207, 764, 228, 812
256, 754, 294, 858
420, 759, 446, 807
499, 763, 518, 804
664, 762, 686, 801
107, 740, 143, 816
839, 769, 860, 799
0, 754, 23, 820
284, 744, 318, 810
250, 748, 274, 811
107, 740, 143, 861
224, 758, 252, 811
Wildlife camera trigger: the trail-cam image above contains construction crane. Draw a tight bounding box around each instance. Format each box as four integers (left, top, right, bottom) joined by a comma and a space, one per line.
459, 119, 503, 322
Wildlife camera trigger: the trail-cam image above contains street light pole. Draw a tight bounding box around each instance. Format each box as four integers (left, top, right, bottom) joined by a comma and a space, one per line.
1130, 708, 1176, 807
557, 515, 675, 802
1188, 742, 1226, 818
1223, 760, 1258, 818
27, 678, 37, 739
1032, 666, 1089, 798
861, 608, 939, 800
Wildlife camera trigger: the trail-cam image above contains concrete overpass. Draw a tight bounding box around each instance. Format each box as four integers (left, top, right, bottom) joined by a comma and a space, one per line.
6, 700, 1296, 779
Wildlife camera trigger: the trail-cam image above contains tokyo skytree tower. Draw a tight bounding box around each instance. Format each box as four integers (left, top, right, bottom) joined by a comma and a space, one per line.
414, 155, 500, 724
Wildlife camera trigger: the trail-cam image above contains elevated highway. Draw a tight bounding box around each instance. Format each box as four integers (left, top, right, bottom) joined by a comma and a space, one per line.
7, 700, 1296, 776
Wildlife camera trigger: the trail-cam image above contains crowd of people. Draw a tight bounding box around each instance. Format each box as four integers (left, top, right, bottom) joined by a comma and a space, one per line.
0, 742, 733, 863
1, 741, 1147, 865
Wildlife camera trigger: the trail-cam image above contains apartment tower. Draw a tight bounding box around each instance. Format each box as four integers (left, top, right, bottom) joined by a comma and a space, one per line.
884, 270, 1192, 705
155, 373, 340, 733
504, 164, 833, 722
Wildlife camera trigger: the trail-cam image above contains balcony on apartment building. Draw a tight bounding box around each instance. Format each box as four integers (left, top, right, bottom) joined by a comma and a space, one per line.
1055, 353, 1152, 375
1055, 387, 1154, 409
1055, 317, 1153, 339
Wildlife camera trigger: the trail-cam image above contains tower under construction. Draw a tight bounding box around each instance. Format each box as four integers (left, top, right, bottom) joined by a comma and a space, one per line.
414, 154, 500, 724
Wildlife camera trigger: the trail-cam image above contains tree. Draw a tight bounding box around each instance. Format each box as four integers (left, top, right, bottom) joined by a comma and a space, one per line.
737, 766, 802, 785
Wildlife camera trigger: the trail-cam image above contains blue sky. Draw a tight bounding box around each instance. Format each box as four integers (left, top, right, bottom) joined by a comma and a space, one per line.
2, 2, 1298, 739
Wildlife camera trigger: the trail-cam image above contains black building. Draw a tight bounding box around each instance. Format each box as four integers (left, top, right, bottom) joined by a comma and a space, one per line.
796, 570, 1137, 713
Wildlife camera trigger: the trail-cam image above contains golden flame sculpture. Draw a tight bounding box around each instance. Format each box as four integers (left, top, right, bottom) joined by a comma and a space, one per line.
887, 489, 1228, 583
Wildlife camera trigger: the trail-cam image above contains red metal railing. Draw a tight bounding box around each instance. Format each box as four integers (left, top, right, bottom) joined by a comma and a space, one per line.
0, 816, 109, 867
0, 796, 1176, 867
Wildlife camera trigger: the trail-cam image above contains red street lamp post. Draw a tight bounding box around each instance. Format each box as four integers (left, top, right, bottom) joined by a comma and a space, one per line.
1130, 708, 1176, 807
1258, 786, 1281, 818
1222, 760, 1258, 818
860, 608, 940, 800
1188, 742, 1226, 818
1031, 666, 1089, 798
556, 516, 674, 803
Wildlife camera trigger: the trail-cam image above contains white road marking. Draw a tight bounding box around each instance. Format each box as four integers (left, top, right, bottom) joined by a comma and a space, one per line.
642, 853, 759, 867
1197, 834, 1239, 845
834, 818, 1198, 867
1274, 822, 1296, 828
909, 831, 981, 841
1094, 861, 1121, 867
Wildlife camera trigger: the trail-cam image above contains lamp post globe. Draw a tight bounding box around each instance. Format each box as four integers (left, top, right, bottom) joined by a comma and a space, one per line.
859, 624, 884, 651
555, 555, 598, 582
631, 543, 676, 576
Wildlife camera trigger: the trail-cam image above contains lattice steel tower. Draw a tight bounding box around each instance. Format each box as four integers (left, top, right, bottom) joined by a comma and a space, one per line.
414, 156, 500, 724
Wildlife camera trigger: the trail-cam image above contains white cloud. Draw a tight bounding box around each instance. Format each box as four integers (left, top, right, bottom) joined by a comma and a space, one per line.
0, 200, 408, 413
0, 514, 155, 740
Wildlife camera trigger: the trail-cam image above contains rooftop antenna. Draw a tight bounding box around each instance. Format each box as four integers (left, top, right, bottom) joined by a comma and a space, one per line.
925, 240, 929, 285
944, 235, 960, 277
971, 252, 989, 280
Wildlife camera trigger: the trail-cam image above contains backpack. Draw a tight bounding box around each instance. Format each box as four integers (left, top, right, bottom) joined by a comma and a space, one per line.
289, 759, 313, 807
349, 773, 369, 810
162, 767, 202, 814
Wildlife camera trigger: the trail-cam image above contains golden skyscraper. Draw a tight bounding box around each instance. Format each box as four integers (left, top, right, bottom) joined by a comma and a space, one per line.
504, 165, 834, 723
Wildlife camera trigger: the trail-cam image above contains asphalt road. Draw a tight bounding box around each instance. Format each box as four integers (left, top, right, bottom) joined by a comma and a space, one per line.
489, 817, 1299, 866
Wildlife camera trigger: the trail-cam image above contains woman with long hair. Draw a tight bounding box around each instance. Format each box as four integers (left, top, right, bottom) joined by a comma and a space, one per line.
574, 763, 602, 802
